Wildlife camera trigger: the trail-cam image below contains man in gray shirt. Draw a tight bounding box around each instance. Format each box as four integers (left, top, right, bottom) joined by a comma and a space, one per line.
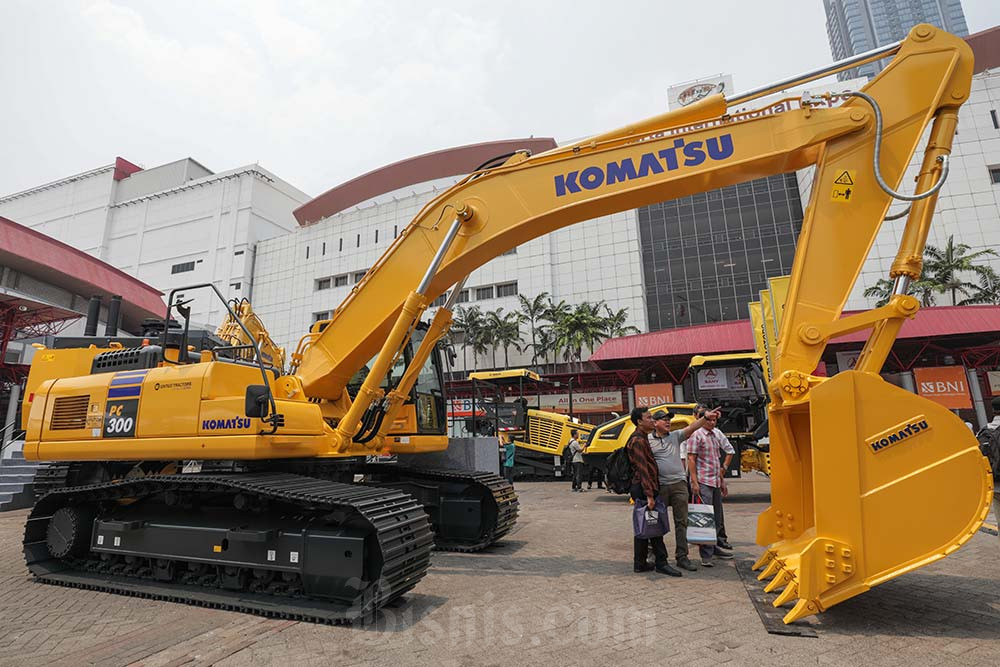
568, 430, 585, 492
648, 408, 719, 571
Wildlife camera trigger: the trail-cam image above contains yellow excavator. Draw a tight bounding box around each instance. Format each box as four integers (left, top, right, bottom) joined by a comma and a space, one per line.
20, 25, 992, 625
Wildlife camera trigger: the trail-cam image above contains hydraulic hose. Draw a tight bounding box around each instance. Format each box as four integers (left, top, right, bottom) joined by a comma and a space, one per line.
847, 91, 950, 202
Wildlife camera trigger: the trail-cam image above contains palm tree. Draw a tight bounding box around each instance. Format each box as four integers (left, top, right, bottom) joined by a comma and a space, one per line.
453, 306, 486, 372
494, 311, 525, 368
517, 292, 549, 367
958, 266, 1000, 305
552, 301, 609, 372
543, 298, 571, 328
923, 236, 998, 306
533, 326, 557, 368
484, 308, 507, 369
603, 305, 640, 337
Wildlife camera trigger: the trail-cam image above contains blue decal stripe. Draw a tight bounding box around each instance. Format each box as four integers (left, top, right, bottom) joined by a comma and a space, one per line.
108, 386, 142, 398
110, 376, 146, 387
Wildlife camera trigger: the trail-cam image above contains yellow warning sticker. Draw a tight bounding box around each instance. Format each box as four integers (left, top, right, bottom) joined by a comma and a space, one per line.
213, 545, 222, 553
831, 170, 857, 203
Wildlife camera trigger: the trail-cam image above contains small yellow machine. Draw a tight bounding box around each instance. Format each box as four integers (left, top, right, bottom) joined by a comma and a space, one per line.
462, 369, 595, 479
583, 403, 697, 465
20, 25, 992, 624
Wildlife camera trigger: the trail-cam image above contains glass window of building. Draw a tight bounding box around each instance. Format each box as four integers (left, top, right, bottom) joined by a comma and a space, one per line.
496, 282, 518, 297
638, 173, 805, 331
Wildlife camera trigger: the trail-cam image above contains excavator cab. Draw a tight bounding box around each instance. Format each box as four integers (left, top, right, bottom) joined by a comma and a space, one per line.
346, 322, 449, 442
687, 353, 770, 476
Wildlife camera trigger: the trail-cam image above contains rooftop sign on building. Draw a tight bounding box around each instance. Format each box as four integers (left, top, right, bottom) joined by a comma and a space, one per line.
667, 75, 734, 111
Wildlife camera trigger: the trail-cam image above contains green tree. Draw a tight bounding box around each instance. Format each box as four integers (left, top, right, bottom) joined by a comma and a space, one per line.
542, 298, 571, 328
453, 306, 487, 371
552, 301, 609, 371
517, 292, 550, 367
493, 310, 525, 368
602, 305, 640, 337
533, 326, 557, 367
483, 309, 506, 368
923, 236, 998, 306
960, 266, 1000, 305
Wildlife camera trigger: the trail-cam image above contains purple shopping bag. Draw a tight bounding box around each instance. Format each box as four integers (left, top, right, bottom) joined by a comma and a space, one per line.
633, 497, 670, 538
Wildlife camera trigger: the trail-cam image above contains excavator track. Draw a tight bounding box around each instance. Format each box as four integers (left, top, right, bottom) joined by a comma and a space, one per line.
31, 463, 76, 501
23, 473, 433, 624
359, 465, 518, 552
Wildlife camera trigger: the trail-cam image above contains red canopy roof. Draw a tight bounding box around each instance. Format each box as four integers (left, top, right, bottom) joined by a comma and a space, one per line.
591, 305, 1000, 363
0, 216, 165, 330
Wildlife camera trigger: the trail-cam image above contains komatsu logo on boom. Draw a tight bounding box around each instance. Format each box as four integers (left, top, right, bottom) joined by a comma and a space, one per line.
554, 134, 735, 197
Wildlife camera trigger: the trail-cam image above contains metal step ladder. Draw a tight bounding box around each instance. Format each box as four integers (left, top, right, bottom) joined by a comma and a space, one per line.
0, 443, 40, 511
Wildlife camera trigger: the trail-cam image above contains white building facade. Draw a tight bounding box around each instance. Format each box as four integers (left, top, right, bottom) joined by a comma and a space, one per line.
0, 158, 310, 328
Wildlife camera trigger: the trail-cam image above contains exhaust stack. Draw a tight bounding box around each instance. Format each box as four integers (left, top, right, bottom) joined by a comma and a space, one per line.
84, 296, 102, 336
104, 295, 122, 336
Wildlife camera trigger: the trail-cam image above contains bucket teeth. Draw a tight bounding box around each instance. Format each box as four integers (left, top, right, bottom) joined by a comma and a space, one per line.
763, 570, 792, 594
783, 597, 821, 624
757, 558, 782, 581
772, 581, 799, 608
751, 551, 774, 571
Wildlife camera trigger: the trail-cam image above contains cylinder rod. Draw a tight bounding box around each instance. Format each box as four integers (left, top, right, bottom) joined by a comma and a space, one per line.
442, 276, 469, 311
417, 217, 463, 296
728, 40, 901, 106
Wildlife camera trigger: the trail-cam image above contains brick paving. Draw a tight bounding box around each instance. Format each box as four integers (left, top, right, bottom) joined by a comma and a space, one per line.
0, 481, 996, 666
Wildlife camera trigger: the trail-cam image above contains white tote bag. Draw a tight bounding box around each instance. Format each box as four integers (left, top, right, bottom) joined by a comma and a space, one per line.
686, 495, 717, 544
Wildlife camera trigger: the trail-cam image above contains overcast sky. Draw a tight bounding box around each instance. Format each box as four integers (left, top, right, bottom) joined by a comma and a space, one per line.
2, 0, 998, 199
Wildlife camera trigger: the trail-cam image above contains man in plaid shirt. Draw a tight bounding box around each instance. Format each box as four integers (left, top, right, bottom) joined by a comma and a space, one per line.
687, 406, 736, 567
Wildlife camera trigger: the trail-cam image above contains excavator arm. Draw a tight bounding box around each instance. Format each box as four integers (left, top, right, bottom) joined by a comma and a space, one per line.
293, 25, 990, 622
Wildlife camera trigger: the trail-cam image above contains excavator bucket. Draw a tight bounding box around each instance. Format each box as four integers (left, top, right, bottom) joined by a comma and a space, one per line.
754, 370, 993, 623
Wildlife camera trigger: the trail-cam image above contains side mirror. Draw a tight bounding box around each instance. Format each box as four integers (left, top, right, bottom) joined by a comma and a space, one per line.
245, 385, 269, 418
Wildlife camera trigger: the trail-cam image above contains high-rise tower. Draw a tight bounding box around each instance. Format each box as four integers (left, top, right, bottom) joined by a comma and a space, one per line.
823, 0, 969, 79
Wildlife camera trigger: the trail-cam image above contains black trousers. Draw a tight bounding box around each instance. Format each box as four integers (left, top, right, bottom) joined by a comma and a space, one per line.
572, 461, 584, 489
630, 484, 667, 567
587, 465, 604, 488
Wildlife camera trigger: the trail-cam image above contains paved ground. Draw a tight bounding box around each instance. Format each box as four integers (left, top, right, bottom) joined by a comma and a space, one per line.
0, 480, 996, 666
